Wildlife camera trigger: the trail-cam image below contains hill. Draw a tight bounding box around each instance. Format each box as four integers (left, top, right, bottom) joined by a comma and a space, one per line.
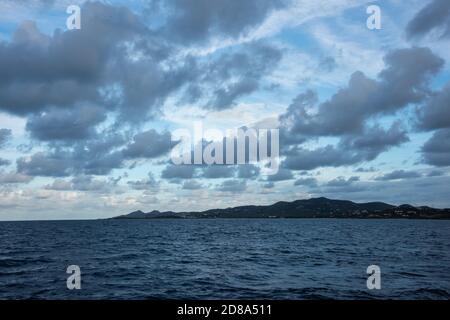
113, 197, 450, 220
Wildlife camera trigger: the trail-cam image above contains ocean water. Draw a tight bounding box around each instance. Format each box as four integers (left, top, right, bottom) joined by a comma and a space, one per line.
0, 219, 449, 300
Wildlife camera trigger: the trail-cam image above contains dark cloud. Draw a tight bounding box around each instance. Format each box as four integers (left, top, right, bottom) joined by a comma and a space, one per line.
293, 177, 318, 187
0, 1, 284, 184
283, 123, 408, 170
279, 90, 317, 145
161, 165, 196, 180
17, 152, 73, 177
200, 165, 236, 179
262, 181, 275, 189
216, 179, 247, 192
375, 170, 422, 181
406, 0, 450, 39
45, 175, 120, 192
116, 55, 198, 123
159, 0, 285, 44
339, 122, 410, 161
326, 176, 360, 187
26, 105, 106, 141
122, 130, 176, 159
355, 167, 376, 173
0, 2, 204, 126
0, 158, 11, 166
182, 180, 203, 190
266, 168, 293, 181
318, 56, 336, 72
0, 2, 148, 116
166, 42, 282, 110
0, 128, 12, 147
422, 128, 450, 166
43, 179, 72, 191
237, 164, 260, 179
417, 82, 450, 131
0, 171, 33, 184
17, 132, 126, 177
427, 169, 445, 177
65, 175, 119, 192
201, 42, 282, 110
127, 172, 160, 191
313, 175, 450, 208
283, 145, 356, 171
0, 1, 283, 137
0, 0, 56, 8
280, 47, 444, 139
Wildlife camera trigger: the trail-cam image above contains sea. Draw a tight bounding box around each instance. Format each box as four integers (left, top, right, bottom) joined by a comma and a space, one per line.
0, 219, 449, 299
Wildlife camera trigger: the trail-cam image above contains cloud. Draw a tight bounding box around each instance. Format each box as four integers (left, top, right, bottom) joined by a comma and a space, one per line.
417, 82, 450, 131
18, 124, 177, 178
3, 0, 450, 217
127, 173, 160, 191
406, 0, 450, 40
318, 56, 336, 72
17, 132, 126, 177
427, 169, 445, 177
216, 179, 247, 192
68, 175, 120, 192
339, 122, 410, 161
123, 130, 176, 159
201, 165, 236, 179
182, 180, 203, 190
161, 164, 196, 180
17, 152, 73, 177
318, 176, 364, 193
280, 47, 444, 139
293, 177, 318, 187
375, 170, 422, 181
355, 167, 376, 173
421, 128, 450, 166
0, 2, 204, 125
283, 145, 354, 171
0, 128, 12, 147
45, 175, 120, 192
160, 0, 286, 44
198, 42, 282, 110
0, 3, 149, 116
262, 181, 275, 189
26, 105, 106, 141
326, 176, 359, 187
312, 175, 450, 208
237, 164, 260, 179
283, 123, 408, 170
266, 168, 293, 181
0, 171, 33, 184
0, 158, 10, 166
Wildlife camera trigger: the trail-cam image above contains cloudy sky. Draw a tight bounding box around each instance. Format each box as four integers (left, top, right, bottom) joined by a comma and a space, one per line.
0, 0, 450, 220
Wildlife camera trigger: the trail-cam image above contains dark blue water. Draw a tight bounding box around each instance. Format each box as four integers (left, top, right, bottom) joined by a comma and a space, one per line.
0, 219, 449, 299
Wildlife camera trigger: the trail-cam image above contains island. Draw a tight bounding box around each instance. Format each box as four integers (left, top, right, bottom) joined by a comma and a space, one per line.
113, 197, 450, 220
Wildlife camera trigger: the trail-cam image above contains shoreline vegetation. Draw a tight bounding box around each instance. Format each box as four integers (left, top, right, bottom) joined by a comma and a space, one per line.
113, 197, 450, 220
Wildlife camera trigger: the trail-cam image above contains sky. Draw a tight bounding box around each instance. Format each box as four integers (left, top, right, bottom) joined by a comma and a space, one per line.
0, 0, 450, 220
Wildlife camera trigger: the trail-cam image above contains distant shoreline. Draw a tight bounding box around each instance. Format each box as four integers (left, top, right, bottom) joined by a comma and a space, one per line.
113, 197, 450, 220
1, 217, 450, 223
